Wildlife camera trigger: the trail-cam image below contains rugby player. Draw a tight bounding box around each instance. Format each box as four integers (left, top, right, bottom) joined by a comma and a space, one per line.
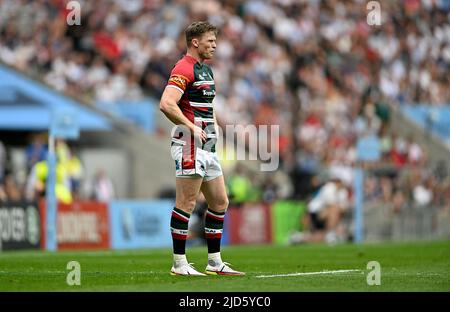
160, 21, 245, 276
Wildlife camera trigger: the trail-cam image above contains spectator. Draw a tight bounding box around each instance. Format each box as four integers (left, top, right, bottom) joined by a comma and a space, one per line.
66, 147, 84, 199
91, 168, 115, 202
407, 136, 425, 166
227, 163, 253, 206
290, 175, 350, 245
413, 177, 434, 207
3, 174, 21, 202
25, 157, 72, 205
25, 134, 47, 173
0, 0, 448, 213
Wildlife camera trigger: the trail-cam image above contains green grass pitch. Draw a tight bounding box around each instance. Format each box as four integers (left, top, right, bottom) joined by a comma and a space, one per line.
0, 240, 449, 291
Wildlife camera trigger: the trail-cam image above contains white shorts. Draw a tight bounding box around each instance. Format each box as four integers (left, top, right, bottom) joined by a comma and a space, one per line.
170, 145, 223, 182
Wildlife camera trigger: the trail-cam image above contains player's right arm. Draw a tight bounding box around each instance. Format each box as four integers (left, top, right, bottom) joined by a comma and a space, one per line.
160, 87, 207, 143
160, 62, 206, 142
159, 87, 192, 128
159, 84, 206, 142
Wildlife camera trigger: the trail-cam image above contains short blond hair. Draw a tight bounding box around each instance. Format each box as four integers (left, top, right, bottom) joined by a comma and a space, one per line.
185, 21, 218, 47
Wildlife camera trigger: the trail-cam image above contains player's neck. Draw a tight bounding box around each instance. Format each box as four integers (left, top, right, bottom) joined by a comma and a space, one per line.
186, 50, 205, 64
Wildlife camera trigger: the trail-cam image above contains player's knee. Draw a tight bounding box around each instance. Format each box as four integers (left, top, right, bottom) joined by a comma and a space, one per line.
223, 197, 229, 209
176, 199, 197, 214
212, 197, 229, 213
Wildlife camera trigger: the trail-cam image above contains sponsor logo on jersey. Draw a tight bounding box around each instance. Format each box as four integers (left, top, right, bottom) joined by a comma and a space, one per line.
168, 74, 188, 90
203, 89, 216, 96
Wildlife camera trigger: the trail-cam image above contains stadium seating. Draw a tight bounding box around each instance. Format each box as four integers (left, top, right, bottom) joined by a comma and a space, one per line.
0, 0, 449, 240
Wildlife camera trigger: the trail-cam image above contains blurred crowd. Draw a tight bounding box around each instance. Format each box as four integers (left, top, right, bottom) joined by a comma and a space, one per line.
1, 0, 450, 210
0, 135, 115, 204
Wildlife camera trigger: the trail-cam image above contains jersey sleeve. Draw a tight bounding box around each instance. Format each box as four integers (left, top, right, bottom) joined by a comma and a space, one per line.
166, 62, 193, 95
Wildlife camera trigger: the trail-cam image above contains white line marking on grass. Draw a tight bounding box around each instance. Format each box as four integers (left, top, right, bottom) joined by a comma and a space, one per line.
255, 269, 362, 278
0, 271, 163, 275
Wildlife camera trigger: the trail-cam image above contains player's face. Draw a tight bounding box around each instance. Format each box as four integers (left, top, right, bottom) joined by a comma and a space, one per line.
196, 31, 216, 60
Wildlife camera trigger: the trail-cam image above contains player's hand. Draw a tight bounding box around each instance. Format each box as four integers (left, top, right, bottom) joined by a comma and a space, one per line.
192, 125, 207, 143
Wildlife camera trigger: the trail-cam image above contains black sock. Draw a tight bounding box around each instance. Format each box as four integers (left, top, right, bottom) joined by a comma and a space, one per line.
170, 207, 190, 255
204, 208, 225, 253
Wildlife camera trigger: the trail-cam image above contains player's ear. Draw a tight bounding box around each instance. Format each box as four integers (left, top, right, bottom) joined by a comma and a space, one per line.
192, 38, 199, 48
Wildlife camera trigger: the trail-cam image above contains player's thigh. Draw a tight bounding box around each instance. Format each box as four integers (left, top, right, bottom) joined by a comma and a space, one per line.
200, 175, 229, 213
175, 176, 203, 213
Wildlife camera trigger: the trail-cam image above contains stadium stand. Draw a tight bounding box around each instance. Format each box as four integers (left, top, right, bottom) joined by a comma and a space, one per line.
1, 0, 449, 242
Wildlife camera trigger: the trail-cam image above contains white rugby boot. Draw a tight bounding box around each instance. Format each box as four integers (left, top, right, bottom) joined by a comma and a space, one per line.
170, 262, 206, 276
205, 257, 245, 276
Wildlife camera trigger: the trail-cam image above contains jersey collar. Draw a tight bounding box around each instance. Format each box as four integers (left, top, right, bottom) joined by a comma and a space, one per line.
185, 54, 203, 66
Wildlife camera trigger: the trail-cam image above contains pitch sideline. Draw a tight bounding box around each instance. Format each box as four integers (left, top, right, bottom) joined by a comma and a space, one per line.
255, 269, 362, 278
